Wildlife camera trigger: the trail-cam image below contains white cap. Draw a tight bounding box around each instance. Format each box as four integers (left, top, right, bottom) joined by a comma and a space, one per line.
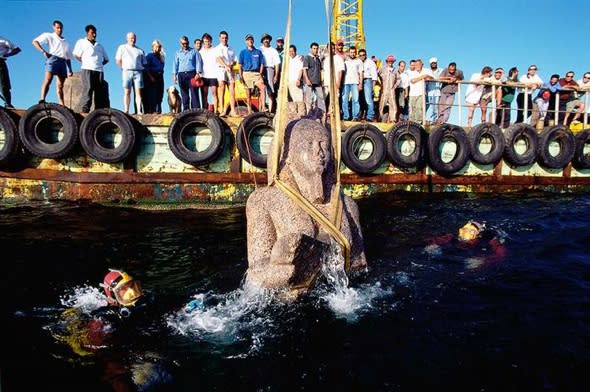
429, 57, 438, 64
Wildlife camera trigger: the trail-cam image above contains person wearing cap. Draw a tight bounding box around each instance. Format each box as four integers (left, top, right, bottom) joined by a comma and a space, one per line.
577, 72, 590, 124
424, 221, 507, 270
275, 37, 285, 62
516, 64, 543, 124
435, 62, 464, 125
238, 34, 266, 113
495, 67, 519, 129
172, 35, 204, 111
303, 42, 326, 114
425, 57, 442, 125
259, 33, 280, 113
335, 39, 346, 60
378, 54, 399, 123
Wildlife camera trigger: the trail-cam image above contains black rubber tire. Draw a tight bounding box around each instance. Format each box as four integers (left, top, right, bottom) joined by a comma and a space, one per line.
79, 108, 136, 163
236, 112, 274, 168
18, 103, 78, 159
385, 121, 425, 168
0, 108, 20, 166
572, 129, 590, 169
503, 123, 539, 166
537, 125, 575, 169
341, 123, 386, 174
469, 122, 505, 165
427, 124, 470, 176
168, 109, 225, 166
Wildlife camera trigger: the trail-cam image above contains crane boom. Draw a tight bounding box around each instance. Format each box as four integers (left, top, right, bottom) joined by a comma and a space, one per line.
331, 0, 365, 50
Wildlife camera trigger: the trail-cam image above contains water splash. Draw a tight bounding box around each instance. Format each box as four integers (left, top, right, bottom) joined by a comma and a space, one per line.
59, 285, 107, 314
318, 240, 392, 322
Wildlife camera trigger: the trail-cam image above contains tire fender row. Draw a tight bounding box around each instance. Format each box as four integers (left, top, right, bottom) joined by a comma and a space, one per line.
1, 106, 589, 172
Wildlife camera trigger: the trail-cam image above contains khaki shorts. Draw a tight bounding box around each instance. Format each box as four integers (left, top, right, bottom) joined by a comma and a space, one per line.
566, 99, 582, 112
242, 71, 262, 89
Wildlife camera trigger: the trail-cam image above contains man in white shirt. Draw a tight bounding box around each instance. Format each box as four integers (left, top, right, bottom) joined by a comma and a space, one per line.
358, 49, 378, 121
215, 31, 237, 116
287, 45, 305, 117
342, 46, 363, 121
516, 64, 543, 124
32, 20, 73, 106
259, 33, 281, 113
115, 32, 146, 114
425, 57, 442, 125
408, 59, 433, 124
73, 24, 109, 113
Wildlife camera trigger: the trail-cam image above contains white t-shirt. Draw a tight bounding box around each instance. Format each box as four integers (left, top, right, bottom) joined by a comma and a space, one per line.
115, 44, 145, 71
288, 54, 304, 84
199, 46, 219, 79
215, 43, 235, 66
34, 32, 72, 59
408, 68, 433, 97
344, 57, 363, 85
260, 46, 281, 67
73, 38, 108, 71
465, 72, 490, 104
518, 73, 543, 95
322, 54, 345, 87
362, 59, 378, 80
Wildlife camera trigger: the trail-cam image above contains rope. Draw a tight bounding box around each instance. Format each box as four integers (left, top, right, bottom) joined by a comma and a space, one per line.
265, 0, 352, 277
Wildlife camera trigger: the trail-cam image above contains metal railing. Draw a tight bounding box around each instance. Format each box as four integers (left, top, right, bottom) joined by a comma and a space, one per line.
419, 79, 589, 129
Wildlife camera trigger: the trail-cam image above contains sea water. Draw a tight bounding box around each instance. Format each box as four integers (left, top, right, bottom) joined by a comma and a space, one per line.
1, 193, 589, 391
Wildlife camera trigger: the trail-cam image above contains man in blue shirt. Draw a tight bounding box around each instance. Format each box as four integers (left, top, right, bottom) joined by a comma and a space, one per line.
172, 35, 204, 110
238, 34, 266, 114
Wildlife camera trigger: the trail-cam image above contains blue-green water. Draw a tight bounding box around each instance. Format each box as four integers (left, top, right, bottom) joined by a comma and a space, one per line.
1, 193, 589, 391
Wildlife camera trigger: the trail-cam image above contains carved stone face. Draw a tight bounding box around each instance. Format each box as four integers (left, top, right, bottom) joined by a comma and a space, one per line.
289, 120, 331, 176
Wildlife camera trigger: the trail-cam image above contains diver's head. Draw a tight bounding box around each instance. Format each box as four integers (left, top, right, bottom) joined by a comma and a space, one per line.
100, 269, 143, 307
458, 220, 485, 241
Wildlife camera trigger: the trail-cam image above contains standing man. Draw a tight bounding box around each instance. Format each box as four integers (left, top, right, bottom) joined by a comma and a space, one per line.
73, 24, 109, 113
115, 32, 146, 114
435, 62, 464, 125
322, 42, 345, 117
32, 20, 73, 106
515, 65, 543, 124
215, 31, 237, 116
259, 33, 280, 113
358, 48, 378, 121
378, 54, 399, 123
286, 44, 305, 117
408, 59, 433, 124
0, 37, 21, 108
425, 57, 442, 125
238, 34, 266, 114
172, 35, 203, 111
302, 42, 326, 114
341, 46, 363, 121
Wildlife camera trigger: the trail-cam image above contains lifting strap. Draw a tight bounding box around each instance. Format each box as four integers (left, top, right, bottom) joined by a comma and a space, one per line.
269, 0, 351, 272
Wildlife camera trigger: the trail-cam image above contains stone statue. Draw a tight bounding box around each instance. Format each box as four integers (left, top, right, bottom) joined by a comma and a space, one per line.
245, 118, 366, 293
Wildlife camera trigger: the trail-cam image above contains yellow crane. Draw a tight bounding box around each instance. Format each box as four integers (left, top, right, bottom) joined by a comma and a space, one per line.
331, 0, 366, 50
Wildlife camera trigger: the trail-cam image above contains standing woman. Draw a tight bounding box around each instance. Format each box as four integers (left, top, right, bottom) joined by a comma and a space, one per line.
199, 33, 218, 113
144, 39, 165, 113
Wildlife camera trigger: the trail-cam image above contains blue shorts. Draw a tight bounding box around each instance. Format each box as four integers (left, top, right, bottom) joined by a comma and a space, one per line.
45, 56, 67, 77
122, 70, 144, 89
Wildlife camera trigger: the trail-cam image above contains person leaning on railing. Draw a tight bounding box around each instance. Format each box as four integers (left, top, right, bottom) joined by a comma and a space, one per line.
435, 61, 464, 125
494, 67, 519, 129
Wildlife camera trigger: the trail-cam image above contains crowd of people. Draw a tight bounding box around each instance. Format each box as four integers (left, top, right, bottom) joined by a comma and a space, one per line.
1, 21, 589, 128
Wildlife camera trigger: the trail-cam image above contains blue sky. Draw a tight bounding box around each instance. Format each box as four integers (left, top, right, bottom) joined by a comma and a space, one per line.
3, 0, 589, 124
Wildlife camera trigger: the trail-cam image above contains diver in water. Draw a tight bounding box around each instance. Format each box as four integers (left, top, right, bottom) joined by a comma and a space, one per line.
49, 269, 172, 391
424, 220, 507, 269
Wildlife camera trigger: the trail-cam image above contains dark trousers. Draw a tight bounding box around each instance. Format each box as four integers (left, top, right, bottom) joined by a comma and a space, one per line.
495, 102, 512, 129
178, 71, 201, 110
81, 69, 108, 112
0, 59, 12, 106
515, 93, 532, 123
143, 72, 164, 113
